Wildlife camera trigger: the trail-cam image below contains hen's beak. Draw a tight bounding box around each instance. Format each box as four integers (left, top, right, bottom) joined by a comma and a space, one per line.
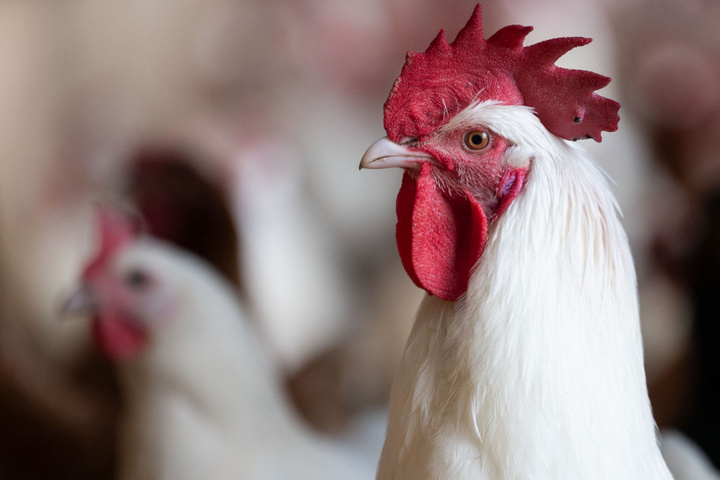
59, 285, 98, 319
359, 137, 433, 170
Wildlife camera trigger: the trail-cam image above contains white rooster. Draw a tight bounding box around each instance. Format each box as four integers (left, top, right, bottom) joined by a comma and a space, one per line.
64, 209, 371, 480
360, 5, 673, 479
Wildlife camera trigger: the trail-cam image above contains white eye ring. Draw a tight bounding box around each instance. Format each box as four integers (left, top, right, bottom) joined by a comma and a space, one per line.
464, 130, 490, 151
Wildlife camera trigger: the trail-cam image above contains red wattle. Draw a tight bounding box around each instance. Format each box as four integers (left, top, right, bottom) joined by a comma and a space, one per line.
396, 163, 487, 301
92, 312, 147, 361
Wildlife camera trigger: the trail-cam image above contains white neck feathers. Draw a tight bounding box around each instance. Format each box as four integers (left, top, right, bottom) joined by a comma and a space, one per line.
377, 105, 672, 479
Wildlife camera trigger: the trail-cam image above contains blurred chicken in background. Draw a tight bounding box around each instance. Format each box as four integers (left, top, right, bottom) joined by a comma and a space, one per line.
62, 208, 374, 480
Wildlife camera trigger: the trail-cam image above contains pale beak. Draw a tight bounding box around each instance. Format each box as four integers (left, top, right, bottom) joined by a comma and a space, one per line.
359, 137, 434, 170
59, 285, 98, 319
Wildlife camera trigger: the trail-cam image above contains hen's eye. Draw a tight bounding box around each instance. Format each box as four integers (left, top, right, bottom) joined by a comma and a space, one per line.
463, 130, 490, 151
124, 269, 150, 289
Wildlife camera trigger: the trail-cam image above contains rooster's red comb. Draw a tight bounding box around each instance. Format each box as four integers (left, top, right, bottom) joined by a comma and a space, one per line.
384, 4, 620, 142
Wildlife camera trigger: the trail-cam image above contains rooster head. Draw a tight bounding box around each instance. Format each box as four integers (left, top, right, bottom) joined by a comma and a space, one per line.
65, 209, 167, 361
360, 4, 620, 301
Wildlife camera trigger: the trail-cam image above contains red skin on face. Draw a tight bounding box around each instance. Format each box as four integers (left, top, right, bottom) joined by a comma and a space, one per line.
92, 311, 147, 361
395, 131, 525, 301
82, 209, 149, 361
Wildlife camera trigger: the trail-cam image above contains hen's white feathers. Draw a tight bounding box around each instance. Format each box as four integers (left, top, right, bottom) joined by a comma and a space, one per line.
661, 430, 720, 480
109, 240, 369, 480
377, 102, 673, 479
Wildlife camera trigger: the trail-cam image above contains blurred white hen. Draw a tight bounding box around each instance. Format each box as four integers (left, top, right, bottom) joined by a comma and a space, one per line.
66, 209, 372, 480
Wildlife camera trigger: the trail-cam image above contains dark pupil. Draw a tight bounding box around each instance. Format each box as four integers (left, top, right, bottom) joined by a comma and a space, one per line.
125, 270, 148, 288
471, 134, 484, 146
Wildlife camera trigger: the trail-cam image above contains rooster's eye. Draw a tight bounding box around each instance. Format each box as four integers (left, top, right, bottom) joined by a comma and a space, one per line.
463, 130, 490, 151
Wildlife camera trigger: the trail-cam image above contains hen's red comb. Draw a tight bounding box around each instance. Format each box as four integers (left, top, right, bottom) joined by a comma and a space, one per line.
384, 4, 620, 142
83, 208, 140, 279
